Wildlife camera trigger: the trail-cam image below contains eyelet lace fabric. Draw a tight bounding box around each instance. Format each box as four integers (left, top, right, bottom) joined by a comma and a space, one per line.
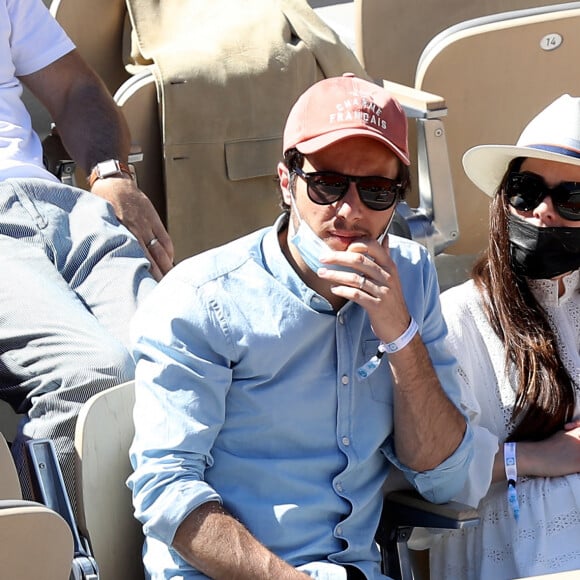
429, 272, 580, 580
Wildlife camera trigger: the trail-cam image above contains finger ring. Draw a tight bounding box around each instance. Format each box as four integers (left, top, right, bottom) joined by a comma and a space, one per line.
146, 237, 159, 249
358, 275, 365, 290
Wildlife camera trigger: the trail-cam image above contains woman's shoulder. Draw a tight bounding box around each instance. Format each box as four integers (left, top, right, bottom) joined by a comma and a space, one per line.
440, 278, 479, 313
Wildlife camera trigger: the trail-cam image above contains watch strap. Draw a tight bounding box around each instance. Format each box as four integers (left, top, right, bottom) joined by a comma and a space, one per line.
88, 159, 133, 188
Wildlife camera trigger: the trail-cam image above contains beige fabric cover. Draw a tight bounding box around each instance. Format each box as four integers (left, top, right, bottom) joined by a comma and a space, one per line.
125, 0, 369, 261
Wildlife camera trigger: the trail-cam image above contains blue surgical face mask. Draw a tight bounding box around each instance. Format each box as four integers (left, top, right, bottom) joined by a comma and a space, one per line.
288, 188, 392, 274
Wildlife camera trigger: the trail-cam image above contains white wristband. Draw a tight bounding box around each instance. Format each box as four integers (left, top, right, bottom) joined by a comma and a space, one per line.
378, 317, 419, 354
504, 442, 520, 521
357, 317, 419, 380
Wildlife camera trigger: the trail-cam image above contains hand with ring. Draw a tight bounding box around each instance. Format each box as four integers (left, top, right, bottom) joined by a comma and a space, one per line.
317, 240, 412, 344
89, 176, 174, 280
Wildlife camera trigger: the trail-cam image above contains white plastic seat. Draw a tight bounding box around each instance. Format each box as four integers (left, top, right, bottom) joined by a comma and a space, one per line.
0, 433, 74, 579
415, 3, 580, 275
354, 0, 579, 87
74, 380, 143, 580
0, 499, 74, 579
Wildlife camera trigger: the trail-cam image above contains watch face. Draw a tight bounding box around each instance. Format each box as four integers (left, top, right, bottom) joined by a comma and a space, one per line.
98, 159, 121, 177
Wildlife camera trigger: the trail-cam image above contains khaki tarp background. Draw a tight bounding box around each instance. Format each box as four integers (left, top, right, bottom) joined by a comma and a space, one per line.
125, 0, 369, 261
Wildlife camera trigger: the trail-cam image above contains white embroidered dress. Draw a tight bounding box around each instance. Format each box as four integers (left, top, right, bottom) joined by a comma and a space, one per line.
429, 271, 580, 580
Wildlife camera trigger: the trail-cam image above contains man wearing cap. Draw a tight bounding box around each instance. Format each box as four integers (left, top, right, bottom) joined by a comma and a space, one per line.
128, 74, 472, 580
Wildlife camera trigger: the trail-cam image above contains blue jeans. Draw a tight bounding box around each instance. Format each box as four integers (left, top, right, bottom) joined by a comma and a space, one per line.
0, 178, 155, 509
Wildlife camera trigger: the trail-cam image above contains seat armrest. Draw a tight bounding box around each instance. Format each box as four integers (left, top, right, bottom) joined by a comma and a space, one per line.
380, 80, 459, 256
376, 489, 479, 580
382, 489, 479, 530
382, 80, 447, 119
26, 439, 99, 579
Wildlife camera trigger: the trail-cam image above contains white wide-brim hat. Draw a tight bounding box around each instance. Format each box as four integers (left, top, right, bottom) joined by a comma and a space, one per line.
463, 94, 580, 197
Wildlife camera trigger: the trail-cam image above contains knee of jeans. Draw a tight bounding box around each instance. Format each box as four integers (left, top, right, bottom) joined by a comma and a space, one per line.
82, 340, 135, 385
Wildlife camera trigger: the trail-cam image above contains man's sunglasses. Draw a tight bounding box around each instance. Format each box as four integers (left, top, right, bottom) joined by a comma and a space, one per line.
293, 166, 403, 211
506, 171, 580, 221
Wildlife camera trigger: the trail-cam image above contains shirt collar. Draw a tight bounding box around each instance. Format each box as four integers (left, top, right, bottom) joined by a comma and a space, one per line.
261, 214, 335, 313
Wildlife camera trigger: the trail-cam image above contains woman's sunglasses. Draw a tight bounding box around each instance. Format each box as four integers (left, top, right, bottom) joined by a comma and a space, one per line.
506, 171, 580, 221
293, 166, 403, 211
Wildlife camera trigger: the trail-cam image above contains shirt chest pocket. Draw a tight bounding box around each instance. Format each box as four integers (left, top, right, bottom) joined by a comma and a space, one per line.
360, 339, 394, 404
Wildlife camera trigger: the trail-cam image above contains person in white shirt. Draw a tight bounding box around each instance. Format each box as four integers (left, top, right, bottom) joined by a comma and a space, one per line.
1, 0, 173, 277
430, 94, 580, 579
0, 0, 170, 512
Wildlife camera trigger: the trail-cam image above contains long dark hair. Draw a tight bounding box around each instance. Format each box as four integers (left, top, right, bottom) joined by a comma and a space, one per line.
472, 157, 576, 441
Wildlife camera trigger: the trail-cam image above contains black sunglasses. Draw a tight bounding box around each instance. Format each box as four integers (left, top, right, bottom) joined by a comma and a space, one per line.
506, 171, 580, 221
293, 166, 403, 211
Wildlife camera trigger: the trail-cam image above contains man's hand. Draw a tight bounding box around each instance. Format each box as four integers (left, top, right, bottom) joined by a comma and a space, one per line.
90, 176, 174, 280
21, 50, 175, 280
317, 236, 466, 472
317, 238, 411, 343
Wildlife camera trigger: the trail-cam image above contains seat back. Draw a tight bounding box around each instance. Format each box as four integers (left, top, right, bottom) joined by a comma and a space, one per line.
0, 500, 74, 579
74, 380, 143, 580
49, 0, 131, 95
415, 3, 580, 264
0, 433, 74, 578
114, 70, 165, 222
354, 0, 578, 86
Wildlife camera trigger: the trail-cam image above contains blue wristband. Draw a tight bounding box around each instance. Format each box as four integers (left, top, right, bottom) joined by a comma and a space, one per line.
504, 442, 520, 521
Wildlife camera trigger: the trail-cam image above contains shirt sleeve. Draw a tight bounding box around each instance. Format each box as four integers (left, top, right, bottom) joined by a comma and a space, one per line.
438, 283, 500, 508
8, 0, 75, 76
381, 248, 474, 504
127, 274, 234, 546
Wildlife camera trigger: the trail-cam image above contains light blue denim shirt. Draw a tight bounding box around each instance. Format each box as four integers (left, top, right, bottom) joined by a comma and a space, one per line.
128, 215, 473, 579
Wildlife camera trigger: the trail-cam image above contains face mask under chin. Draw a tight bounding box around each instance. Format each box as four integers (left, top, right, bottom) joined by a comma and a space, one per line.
287, 195, 392, 275
508, 214, 580, 279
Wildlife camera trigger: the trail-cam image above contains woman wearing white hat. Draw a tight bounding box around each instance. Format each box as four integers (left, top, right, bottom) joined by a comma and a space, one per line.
429, 94, 580, 579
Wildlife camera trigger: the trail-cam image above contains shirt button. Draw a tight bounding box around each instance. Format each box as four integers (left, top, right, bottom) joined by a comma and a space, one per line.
338, 314, 345, 325
336, 482, 343, 493
336, 525, 343, 536
342, 436, 350, 446
341, 375, 349, 385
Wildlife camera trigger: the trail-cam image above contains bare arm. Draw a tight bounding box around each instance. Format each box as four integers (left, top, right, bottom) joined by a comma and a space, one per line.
173, 502, 310, 580
319, 240, 466, 471
490, 423, 580, 484
388, 334, 466, 470
20, 50, 173, 279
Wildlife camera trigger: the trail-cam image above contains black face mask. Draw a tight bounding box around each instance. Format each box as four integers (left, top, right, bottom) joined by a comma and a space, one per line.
508, 214, 580, 279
